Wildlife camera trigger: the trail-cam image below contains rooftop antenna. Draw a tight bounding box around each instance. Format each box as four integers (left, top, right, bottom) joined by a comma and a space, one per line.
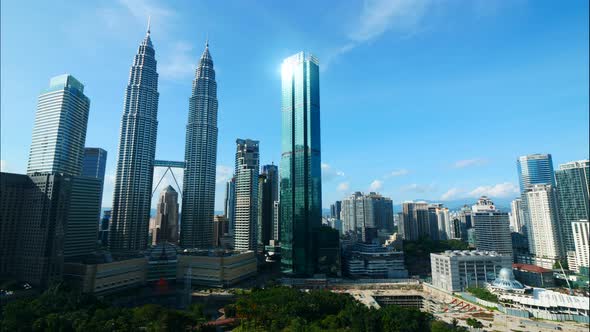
147, 16, 151, 34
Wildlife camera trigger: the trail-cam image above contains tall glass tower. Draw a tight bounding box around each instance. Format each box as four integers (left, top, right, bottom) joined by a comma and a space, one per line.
279, 52, 322, 276
110, 24, 159, 251
27, 74, 90, 176
516, 153, 555, 255
555, 160, 590, 252
234, 139, 259, 251
181, 41, 218, 249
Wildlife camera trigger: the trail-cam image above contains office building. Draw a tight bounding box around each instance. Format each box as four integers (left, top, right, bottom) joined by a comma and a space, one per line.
430, 250, 508, 292
512, 263, 555, 288
458, 205, 472, 242
82, 148, 107, 221
572, 220, 589, 273
343, 242, 408, 279
258, 164, 278, 249
233, 139, 259, 251
273, 201, 280, 241
110, 25, 159, 251
1, 173, 70, 287
213, 215, 229, 248
526, 184, 562, 267
510, 198, 524, 233
330, 201, 342, 219
181, 40, 218, 249
315, 226, 341, 277
178, 250, 257, 287
99, 210, 111, 247
151, 186, 179, 245
471, 196, 513, 264
555, 160, 589, 252
64, 176, 103, 260
224, 177, 236, 234
279, 52, 322, 276
27, 74, 90, 176
399, 201, 430, 241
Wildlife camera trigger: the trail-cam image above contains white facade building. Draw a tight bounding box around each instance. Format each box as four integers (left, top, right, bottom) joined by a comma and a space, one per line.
471, 197, 513, 262
431, 250, 508, 292
572, 220, 589, 273
526, 184, 563, 267
233, 139, 259, 251
510, 198, 524, 233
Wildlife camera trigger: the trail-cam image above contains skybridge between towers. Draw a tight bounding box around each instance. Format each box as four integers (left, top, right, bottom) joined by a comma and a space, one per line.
152, 159, 185, 197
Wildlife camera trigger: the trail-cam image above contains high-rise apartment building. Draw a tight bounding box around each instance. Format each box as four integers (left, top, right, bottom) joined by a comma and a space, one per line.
258, 164, 278, 249
27, 74, 90, 176
151, 186, 179, 245
526, 184, 563, 266
510, 198, 524, 233
181, 41, 218, 249
517, 154, 555, 251
472, 196, 513, 264
572, 220, 589, 273
341, 192, 393, 242
279, 52, 322, 276
234, 139, 259, 251
110, 26, 159, 251
399, 201, 430, 241
555, 160, 589, 252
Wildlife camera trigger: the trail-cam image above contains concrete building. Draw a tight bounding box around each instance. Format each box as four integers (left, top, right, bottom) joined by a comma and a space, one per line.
233, 139, 259, 251
399, 201, 431, 241
430, 250, 508, 292
213, 215, 229, 248
343, 243, 408, 279
151, 186, 179, 245
555, 160, 589, 252
110, 26, 159, 251
258, 164, 278, 249
526, 184, 563, 267
224, 177, 236, 235
572, 220, 589, 273
510, 198, 524, 233
181, 40, 218, 249
341, 192, 394, 242
27, 74, 90, 176
471, 196, 513, 264
178, 250, 257, 287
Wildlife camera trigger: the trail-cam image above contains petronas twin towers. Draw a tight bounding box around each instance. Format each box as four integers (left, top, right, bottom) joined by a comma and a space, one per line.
110, 23, 218, 250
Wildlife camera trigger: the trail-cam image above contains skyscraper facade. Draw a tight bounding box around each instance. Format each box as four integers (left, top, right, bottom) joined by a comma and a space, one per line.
330, 201, 342, 220
471, 196, 513, 264
279, 52, 322, 276
341, 192, 393, 242
152, 186, 179, 244
510, 198, 524, 233
555, 160, 590, 252
526, 184, 563, 264
224, 177, 236, 235
571, 220, 589, 273
399, 201, 430, 241
27, 74, 90, 176
82, 147, 107, 221
517, 154, 555, 251
233, 139, 259, 251
64, 176, 102, 259
181, 41, 218, 249
258, 164, 278, 249
110, 26, 159, 251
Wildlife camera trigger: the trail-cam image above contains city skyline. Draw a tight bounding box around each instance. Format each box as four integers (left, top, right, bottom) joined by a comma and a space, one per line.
1, 1, 588, 211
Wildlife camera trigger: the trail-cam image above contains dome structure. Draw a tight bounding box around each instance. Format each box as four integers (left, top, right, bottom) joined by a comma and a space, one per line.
491, 268, 525, 290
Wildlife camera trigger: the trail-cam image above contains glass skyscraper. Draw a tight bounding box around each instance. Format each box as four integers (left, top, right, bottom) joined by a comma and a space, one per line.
82, 147, 107, 214
181, 41, 218, 249
555, 160, 590, 252
110, 25, 159, 251
27, 74, 90, 176
279, 52, 322, 276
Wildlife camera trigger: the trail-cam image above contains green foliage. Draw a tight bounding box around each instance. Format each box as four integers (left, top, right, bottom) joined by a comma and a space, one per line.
466, 287, 498, 303
233, 286, 458, 332
465, 318, 483, 328
0, 284, 200, 332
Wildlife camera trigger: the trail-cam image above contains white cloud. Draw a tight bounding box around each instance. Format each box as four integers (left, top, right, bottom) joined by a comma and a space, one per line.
216, 165, 233, 184
400, 183, 436, 193
159, 41, 197, 80
385, 168, 410, 178
441, 187, 464, 200
337, 182, 350, 192
118, 0, 175, 26
453, 158, 488, 168
369, 180, 383, 191
322, 162, 345, 181
468, 182, 519, 198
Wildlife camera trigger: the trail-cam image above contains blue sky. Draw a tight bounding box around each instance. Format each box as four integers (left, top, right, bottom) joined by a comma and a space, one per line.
1, 0, 588, 211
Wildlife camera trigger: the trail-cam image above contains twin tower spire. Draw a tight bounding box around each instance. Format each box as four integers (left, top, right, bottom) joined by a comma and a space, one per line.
110, 18, 218, 251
